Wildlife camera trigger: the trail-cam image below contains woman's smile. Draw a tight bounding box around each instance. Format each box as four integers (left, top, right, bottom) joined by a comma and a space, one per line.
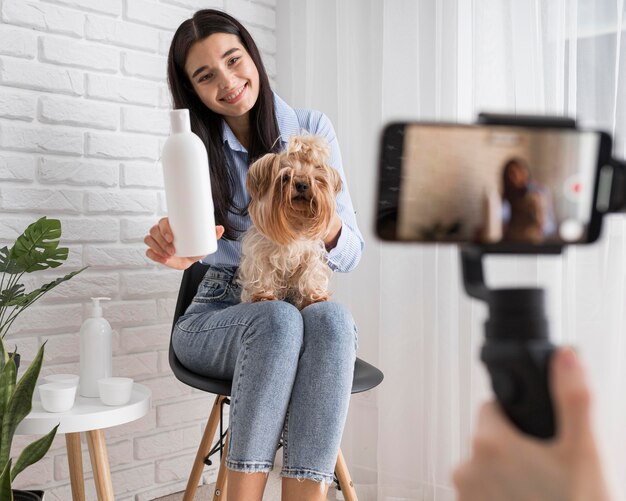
185, 33, 260, 127
221, 83, 248, 104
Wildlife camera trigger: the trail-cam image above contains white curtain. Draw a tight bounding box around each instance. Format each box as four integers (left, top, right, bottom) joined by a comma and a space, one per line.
276, 1, 626, 499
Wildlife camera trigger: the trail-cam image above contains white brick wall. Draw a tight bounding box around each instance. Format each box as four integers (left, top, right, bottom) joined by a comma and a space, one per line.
1, 0, 277, 498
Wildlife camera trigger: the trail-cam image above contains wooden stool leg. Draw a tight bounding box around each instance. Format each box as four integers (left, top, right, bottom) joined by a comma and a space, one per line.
183, 394, 226, 501
86, 429, 114, 501
66, 433, 86, 501
335, 448, 358, 501
213, 433, 229, 500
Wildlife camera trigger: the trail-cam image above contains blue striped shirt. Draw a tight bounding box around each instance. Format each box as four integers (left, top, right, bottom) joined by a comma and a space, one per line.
201, 93, 364, 273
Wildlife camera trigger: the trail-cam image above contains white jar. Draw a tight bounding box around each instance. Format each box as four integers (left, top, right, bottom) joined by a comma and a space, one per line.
79, 297, 112, 398
162, 109, 218, 258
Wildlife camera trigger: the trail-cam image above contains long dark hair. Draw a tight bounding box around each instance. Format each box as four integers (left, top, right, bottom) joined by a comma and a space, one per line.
167, 9, 280, 240
502, 157, 530, 202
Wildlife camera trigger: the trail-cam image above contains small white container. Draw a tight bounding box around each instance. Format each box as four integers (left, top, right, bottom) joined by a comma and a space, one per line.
43, 374, 79, 387
80, 297, 112, 398
39, 382, 77, 413
98, 377, 134, 406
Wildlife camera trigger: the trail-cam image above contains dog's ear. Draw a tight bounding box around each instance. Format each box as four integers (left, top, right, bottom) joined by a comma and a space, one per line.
329, 165, 342, 195
247, 153, 281, 199
287, 135, 330, 165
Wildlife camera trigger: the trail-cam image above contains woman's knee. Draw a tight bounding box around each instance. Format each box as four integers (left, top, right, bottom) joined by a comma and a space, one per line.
302, 301, 354, 329
243, 300, 304, 348
301, 302, 357, 353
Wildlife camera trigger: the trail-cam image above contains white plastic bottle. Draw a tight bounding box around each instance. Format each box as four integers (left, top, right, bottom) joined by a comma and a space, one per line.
79, 297, 112, 398
161, 109, 217, 257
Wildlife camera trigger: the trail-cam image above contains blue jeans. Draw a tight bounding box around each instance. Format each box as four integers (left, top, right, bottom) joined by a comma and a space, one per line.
172, 265, 357, 483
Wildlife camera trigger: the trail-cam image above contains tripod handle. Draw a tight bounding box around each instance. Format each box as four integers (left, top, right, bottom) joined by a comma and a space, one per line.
481, 339, 556, 439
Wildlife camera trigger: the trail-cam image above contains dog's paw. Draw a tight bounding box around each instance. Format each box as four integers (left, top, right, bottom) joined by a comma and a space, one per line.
251, 292, 278, 302
299, 291, 330, 309
311, 290, 330, 302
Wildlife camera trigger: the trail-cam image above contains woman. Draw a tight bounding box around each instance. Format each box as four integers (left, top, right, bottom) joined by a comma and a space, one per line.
501, 158, 554, 244
144, 9, 364, 501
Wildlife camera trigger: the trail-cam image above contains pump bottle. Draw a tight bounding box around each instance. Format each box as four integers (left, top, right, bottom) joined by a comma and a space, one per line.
162, 109, 217, 257
79, 297, 112, 398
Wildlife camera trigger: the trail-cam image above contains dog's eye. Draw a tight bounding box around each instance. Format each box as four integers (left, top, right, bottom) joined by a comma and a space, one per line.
282, 174, 290, 183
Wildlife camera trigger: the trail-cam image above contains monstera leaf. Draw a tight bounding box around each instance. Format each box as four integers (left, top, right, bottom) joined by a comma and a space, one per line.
2, 270, 85, 309
9, 217, 68, 273
0, 285, 25, 309
0, 218, 76, 495
0, 218, 86, 339
0, 248, 21, 276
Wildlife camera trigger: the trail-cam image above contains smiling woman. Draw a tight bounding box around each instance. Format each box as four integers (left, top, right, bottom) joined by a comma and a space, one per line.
185, 35, 260, 147
143, 8, 365, 501
166, 9, 279, 244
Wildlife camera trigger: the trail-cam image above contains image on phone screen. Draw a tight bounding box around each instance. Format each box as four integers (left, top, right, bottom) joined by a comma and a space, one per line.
376, 123, 610, 246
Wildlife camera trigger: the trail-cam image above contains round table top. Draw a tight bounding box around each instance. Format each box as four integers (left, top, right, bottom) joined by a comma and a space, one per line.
16, 383, 151, 435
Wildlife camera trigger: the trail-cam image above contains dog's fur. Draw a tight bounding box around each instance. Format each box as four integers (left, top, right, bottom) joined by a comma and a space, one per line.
238, 135, 342, 310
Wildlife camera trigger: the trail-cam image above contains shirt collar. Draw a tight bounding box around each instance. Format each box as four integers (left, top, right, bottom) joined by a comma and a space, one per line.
222, 120, 245, 153
221, 92, 301, 153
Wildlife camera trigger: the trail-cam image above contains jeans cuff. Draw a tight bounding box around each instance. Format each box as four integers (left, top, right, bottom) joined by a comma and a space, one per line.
280, 466, 334, 484
226, 459, 273, 473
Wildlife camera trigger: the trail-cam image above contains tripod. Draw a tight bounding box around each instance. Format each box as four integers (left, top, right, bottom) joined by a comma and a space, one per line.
461, 246, 556, 438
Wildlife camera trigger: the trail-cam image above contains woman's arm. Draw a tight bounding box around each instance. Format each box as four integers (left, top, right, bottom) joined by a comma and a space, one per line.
308, 112, 364, 272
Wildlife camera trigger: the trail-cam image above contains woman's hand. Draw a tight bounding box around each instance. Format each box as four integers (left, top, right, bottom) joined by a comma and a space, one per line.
144, 217, 224, 270
453, 347, 612, 501
324, 213, 343, 251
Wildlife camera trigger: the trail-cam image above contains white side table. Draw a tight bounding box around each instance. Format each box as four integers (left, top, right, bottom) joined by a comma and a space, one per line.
17, 383, 151, 501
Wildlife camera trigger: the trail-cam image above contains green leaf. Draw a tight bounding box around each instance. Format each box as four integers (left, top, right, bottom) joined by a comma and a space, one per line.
0, 361, 14, 458
9, 218, 68, 273
0, 248, 22, 275
11, 424, 58, 482
0, 284, 25, 308
0, 337, 8, 372
0, 358, 17, 432
0, 459, 13, 501
4, 268, 86, 308
0, 344, 44, 469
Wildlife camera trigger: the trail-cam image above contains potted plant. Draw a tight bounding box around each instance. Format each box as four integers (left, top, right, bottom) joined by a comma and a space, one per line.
0, 217, 86, 500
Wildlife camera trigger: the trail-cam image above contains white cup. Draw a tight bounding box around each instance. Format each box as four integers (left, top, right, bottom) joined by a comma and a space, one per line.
43, 374, 79, 387
98, 377, 134, 406
39, 382, 77, 413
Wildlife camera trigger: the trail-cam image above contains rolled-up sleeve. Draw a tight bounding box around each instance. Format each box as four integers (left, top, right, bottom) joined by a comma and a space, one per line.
309, 112, 364, 272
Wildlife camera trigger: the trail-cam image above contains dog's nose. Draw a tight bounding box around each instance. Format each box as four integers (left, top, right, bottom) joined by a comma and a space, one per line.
295, 182, 309, 193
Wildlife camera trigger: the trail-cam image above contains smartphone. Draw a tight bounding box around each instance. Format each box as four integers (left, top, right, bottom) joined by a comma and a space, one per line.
376, 122, 613, 248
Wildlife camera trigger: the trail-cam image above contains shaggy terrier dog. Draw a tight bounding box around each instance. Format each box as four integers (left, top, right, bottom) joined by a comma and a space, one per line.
238, 135, 342, 309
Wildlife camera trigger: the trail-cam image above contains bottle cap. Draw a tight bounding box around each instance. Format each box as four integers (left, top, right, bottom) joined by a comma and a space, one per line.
170, 109, 191, 134
90, 297, 111, 318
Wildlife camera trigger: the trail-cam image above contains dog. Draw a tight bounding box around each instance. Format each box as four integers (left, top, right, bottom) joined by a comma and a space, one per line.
238, 134, 342, 310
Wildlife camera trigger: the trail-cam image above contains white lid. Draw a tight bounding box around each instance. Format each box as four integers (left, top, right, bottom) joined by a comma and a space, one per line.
170, 109, 191, 134
90, 297, 111, 317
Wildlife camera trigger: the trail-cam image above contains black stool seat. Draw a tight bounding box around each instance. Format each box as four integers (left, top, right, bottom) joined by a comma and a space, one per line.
169, 341, 383, 396
169, 262, 384, 396
169, 346, 233, 395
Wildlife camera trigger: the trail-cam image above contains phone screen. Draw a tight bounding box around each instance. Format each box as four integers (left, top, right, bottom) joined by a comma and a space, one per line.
376, 123, 611, 246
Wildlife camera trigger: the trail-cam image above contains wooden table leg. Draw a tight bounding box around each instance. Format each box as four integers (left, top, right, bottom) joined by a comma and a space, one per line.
66, 433, 86, 501
86, 429, 114, 501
